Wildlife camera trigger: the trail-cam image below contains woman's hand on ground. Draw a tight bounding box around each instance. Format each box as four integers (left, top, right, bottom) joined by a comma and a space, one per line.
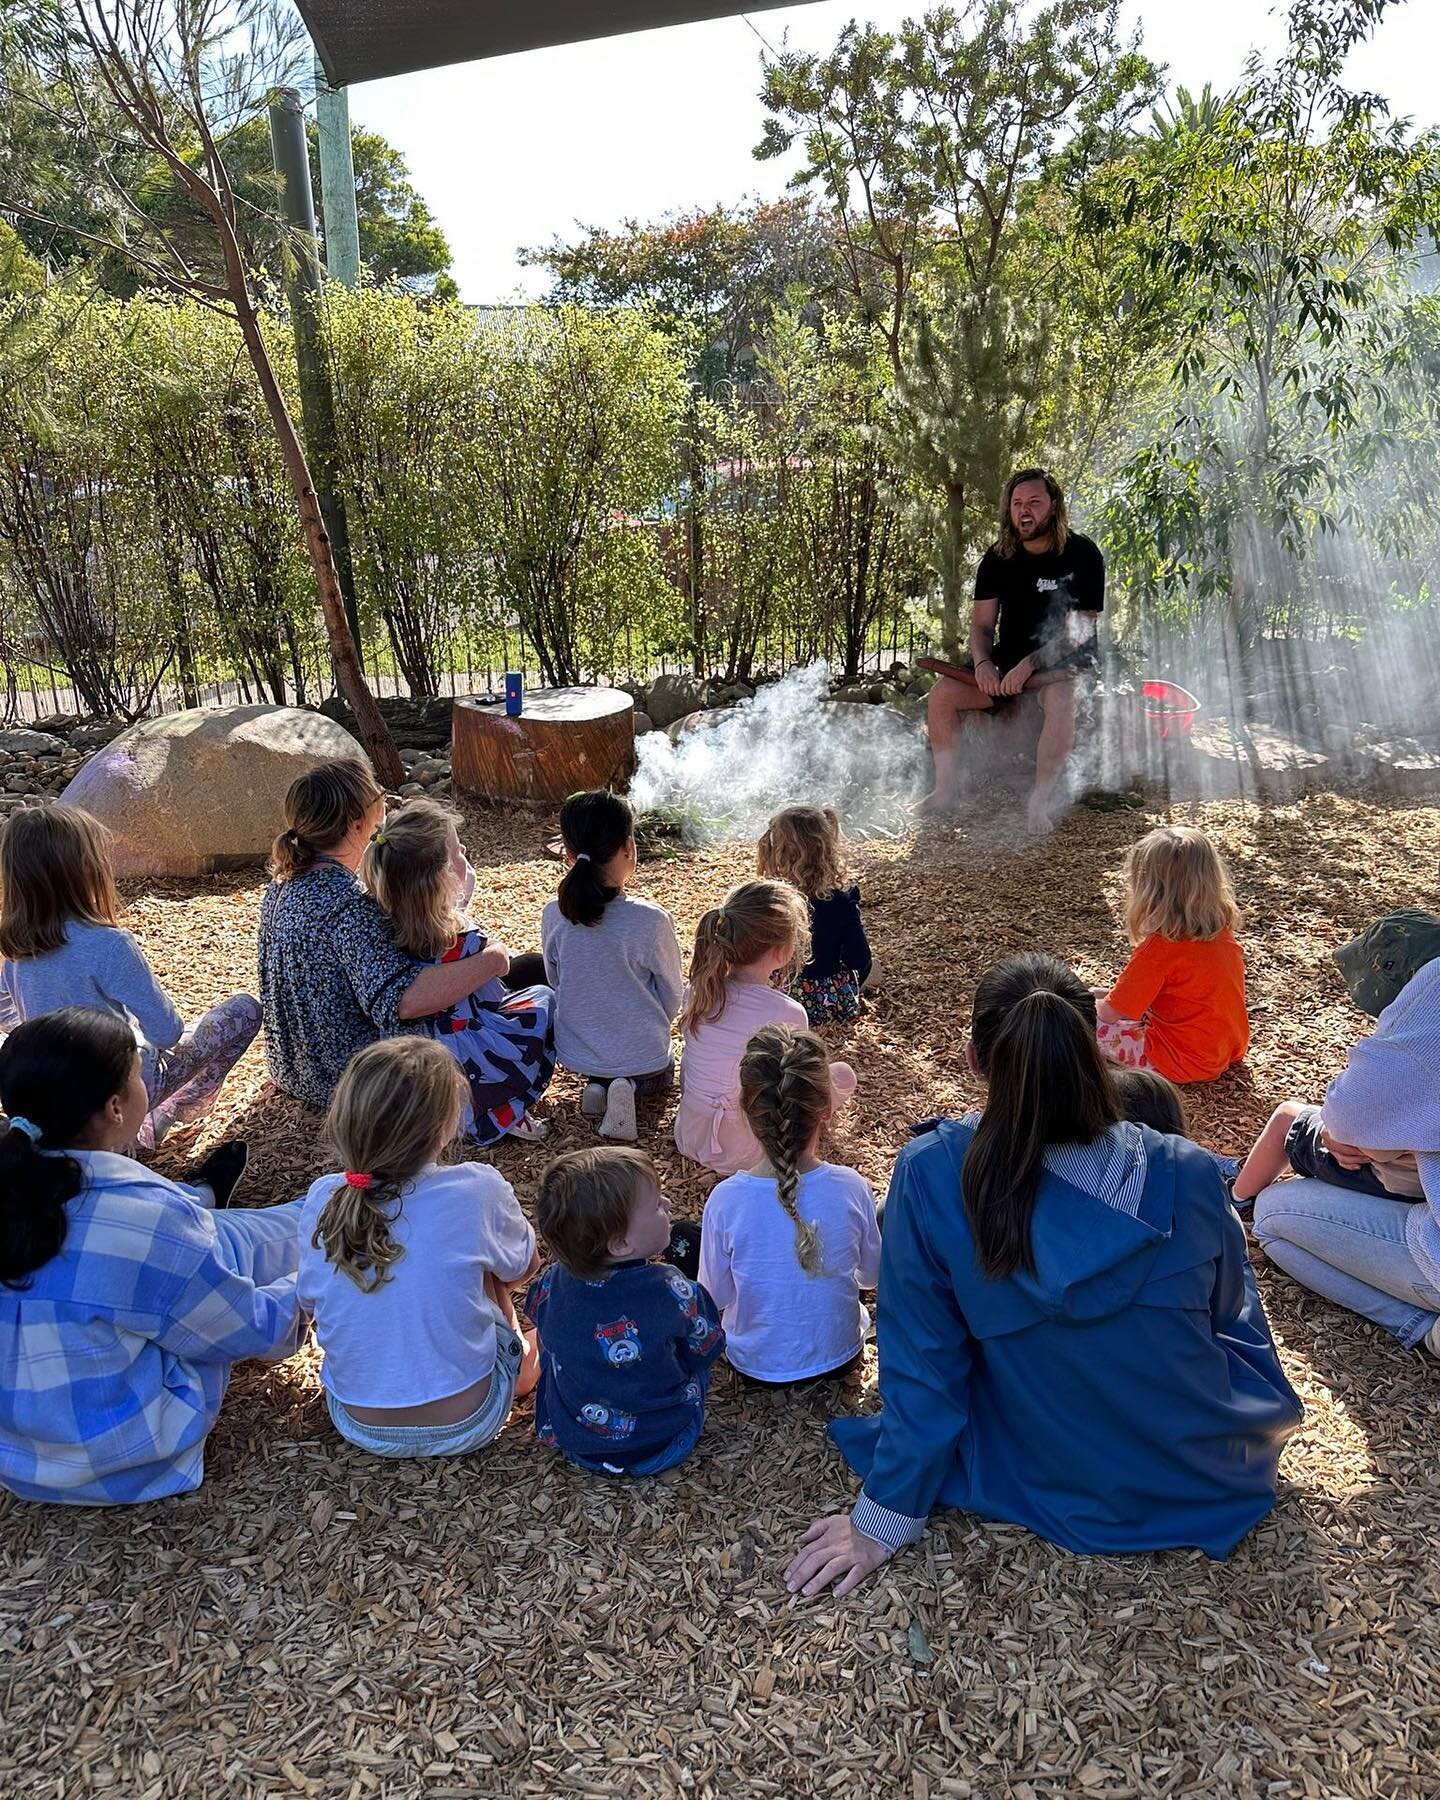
785, 1515, 893, 1598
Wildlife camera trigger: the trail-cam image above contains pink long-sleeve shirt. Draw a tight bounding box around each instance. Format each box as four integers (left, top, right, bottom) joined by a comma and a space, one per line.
674, 979, 856, 1175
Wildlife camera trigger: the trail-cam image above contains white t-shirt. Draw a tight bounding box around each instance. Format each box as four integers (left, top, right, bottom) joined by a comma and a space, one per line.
698, 1162, 882, 1382
297, 1161, 534, 1408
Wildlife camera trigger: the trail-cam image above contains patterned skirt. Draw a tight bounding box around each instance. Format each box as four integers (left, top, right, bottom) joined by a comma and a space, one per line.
418, 932, 557, 1144
795, 969, 862, 1026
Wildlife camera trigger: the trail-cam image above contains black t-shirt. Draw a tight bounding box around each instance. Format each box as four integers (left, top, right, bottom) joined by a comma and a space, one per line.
973, 532, 1105, 672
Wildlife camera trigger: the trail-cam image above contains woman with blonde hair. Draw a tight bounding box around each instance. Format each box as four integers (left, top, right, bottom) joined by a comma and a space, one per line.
0, 805, 259, 1149
360, 800, 555, 1145
1094, 825, 1248, 1084
258, 761, 529, 1115
297, 1037, 539, 1460
699, 1024, 881, 1386
674, 880, 856, 1174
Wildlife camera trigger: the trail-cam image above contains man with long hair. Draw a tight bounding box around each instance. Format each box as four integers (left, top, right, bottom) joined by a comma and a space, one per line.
921, 468, 1105, 833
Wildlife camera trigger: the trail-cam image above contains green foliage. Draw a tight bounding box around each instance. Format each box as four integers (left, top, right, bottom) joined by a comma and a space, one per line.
760, 0, 1160, 652
1095, 0, 1440, 645
323, 286, 490, 695
523, 197, 837, 389
467, 307, 687, 686
0, 294, 174, 717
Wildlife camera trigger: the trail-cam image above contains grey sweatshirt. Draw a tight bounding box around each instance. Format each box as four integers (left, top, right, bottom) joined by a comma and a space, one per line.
1323, 956, 1440, 1287
0, 920, 184, 1049
542, 893, 683, 1079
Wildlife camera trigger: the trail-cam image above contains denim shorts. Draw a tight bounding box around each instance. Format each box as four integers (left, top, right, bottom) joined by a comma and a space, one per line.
1285, 1105, 1395, 1199
326, 1328, 523, 1459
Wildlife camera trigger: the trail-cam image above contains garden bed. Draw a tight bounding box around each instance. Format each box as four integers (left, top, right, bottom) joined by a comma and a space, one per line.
2, 790, 1438, 1797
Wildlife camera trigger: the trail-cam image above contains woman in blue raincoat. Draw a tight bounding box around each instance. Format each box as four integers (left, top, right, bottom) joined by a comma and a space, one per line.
786, 953, 1302, 1597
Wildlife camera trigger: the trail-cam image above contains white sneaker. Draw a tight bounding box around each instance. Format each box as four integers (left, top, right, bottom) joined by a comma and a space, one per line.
581, 1081, 608, 1119
599, 1077, 637, 1142
504, 1113, 549, 1144
1424, 1317, 1440, 1359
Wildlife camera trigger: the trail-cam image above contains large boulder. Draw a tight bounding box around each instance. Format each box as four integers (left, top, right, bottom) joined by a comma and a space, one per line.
644, 671, 708, 729
58, 704, 367, 878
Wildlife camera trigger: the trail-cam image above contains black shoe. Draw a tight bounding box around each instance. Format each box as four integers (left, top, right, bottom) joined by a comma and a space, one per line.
190, 1140, 249, 1208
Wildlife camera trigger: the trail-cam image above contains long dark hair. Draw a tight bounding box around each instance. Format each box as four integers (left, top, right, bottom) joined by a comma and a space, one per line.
996, 467, 1070, 558
556, 790, 634, 927
0, 1007, 138, 1289
962, 954, 1118, 1280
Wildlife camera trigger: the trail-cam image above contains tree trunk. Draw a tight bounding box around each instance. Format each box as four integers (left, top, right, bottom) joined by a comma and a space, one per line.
232, 301, 403, 785
939, 477, 967, 659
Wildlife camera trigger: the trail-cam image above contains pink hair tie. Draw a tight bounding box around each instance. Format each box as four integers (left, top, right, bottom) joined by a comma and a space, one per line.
344, 1171, 374, 1189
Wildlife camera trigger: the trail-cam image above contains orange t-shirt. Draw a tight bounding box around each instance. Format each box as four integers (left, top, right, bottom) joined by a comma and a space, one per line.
1106, 930, 1249, 1084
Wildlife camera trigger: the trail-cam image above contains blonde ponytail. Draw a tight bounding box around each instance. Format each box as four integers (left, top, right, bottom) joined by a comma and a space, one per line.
738, 1024, 831, 1277
313, 1038, 464, 1291
680, 880, 811, 1035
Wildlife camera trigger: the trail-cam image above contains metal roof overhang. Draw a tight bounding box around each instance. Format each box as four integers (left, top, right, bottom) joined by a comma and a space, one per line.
297, 1, 818, 88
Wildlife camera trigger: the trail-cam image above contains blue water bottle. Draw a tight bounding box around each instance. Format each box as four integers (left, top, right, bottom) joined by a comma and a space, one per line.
504, 671, 523, 718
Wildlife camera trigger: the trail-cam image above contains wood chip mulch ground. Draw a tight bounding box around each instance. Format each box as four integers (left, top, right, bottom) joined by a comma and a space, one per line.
3, 788, 1439, 1799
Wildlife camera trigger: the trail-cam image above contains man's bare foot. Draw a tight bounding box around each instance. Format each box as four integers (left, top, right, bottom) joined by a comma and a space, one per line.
1025, 793, 1055, 835
917, 788, 957, 818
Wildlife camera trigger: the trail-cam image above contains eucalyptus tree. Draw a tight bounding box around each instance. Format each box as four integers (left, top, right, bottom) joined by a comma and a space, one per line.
0, 0, 403, 777
1097, 0, 1440, 651
758, 1, 1160, 652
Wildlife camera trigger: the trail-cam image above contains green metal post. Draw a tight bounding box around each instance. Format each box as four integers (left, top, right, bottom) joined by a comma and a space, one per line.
314, 56, 361, 288
267, 85, 363, 657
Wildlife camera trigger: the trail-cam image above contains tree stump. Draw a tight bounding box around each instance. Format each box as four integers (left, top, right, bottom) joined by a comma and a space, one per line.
452, 687, 636, 806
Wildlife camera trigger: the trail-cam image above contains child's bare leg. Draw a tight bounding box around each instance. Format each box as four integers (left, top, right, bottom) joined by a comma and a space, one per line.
1232, 1098, 1307, 1203
485, 1268, 541, 1398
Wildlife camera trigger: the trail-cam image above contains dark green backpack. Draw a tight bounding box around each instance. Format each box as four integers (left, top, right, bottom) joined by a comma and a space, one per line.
1333, 909, 1440, 1017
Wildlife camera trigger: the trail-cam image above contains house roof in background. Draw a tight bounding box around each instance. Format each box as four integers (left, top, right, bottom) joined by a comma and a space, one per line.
298, 1, 818, 87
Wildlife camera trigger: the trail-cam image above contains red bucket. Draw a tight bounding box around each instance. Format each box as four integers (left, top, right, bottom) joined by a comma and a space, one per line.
1143, 679, 1199, 740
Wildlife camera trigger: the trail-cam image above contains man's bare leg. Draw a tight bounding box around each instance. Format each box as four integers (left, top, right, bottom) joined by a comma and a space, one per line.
1027, 678, 1078, 832
920, 676, 995, 814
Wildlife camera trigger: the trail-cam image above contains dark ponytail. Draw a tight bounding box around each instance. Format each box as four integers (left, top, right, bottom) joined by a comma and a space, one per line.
0, 1007, 138, 1288
556, 790, 634, 927
962, 954, 1118, 1280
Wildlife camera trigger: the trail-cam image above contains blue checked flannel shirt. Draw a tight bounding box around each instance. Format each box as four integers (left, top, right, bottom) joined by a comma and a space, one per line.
0, 1151, 301, 1506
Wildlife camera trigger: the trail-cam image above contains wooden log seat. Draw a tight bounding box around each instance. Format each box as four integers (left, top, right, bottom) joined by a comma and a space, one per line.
451, 686, 636, 807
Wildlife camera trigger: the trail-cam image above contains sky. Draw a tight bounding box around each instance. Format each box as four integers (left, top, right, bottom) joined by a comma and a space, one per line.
343, 1, 1440, 305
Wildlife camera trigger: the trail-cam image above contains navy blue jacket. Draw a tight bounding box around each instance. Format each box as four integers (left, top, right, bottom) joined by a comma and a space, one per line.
803, 887, 872, 986
833, 1120, 1302, 1558
526, 1261, 723, 1470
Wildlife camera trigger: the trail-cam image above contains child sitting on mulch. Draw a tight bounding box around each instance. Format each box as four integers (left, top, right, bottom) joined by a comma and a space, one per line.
0, 805, 260, 1149
542, 790, 683, 1143
360, 799, 555, 1145
1110, 1067, 1242, 1191
298, 1037, 539, 1460
674, 880, 856, 1175
698, 1024, 881, 1387
756, 806, 873, 1025
526, 1146, 723, 1477
1094, 826, 1249, 1084
1229, 911, 1440, 1211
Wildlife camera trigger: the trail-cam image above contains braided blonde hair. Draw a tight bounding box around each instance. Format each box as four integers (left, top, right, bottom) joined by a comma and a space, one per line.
738, 1024, 831, 1277
313, 1038, 464, 1292
680, 880, 811, 1035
